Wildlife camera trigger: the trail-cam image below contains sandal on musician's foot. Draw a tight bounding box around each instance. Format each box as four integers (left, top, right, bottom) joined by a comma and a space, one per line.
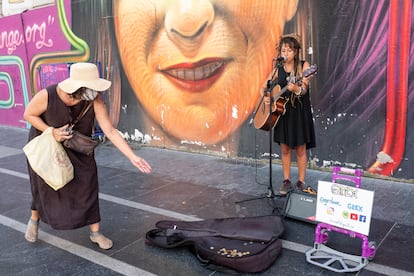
279, 179, 292, 196
25, 218, 39, 242
295, 180, 306, 191
90, 232, 113, 250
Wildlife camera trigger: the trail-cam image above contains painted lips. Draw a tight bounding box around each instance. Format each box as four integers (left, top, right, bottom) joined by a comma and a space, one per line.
161, 58, 227, 92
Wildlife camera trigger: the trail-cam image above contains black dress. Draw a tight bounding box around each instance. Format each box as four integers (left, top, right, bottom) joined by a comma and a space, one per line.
27, 85, 100, 230
273, 65, 316, 149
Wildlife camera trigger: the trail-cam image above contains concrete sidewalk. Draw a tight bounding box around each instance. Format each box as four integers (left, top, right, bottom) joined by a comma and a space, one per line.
0, 125, 413, 275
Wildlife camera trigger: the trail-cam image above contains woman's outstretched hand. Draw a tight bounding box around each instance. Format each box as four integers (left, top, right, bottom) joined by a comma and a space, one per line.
131, 156, 152, 173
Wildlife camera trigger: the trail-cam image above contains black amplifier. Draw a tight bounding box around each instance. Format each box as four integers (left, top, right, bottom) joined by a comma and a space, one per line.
284, 190, 318, 224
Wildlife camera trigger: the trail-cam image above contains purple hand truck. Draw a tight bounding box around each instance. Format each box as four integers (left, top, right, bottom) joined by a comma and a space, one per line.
305, 166, 376, 273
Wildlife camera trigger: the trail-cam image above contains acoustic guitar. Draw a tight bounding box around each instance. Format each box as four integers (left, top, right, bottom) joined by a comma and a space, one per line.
253, 65, 318, 131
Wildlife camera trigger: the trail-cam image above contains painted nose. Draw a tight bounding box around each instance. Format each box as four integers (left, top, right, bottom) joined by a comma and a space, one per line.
165, 0, 214, 40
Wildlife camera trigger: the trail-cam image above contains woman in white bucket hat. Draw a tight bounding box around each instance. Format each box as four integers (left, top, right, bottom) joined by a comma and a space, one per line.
23, 62, 152, 250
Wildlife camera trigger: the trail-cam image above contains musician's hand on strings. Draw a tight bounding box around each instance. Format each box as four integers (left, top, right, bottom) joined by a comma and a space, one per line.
287, 82, 301, 94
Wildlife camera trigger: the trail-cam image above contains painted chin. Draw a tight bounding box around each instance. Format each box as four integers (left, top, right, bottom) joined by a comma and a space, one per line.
160, 58, 229, 92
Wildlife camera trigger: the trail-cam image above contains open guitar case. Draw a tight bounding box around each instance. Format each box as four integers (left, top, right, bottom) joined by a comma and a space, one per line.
145, 215, 285, 274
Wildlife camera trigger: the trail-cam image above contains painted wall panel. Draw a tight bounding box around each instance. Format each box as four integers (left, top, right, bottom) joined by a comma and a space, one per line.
0, 0, 71, 127
1, 0, 413, 180
0, 14, 29, 127
70, 0, 414, 180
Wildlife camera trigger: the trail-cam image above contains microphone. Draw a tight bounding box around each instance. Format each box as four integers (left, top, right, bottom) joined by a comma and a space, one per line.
274, 56, 286, 62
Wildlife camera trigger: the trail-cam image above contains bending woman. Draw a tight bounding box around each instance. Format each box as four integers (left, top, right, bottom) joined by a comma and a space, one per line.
23, 62, 152, 249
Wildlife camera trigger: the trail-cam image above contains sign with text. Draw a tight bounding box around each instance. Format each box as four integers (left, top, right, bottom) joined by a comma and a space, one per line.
315, 181, 374, 236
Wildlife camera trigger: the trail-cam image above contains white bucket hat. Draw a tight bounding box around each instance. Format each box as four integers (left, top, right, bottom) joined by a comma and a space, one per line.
58, 62, 111, 94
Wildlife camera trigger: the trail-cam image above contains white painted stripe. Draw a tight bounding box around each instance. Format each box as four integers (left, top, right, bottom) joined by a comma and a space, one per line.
99, 193, 200, 222
0, 214, 156, 276
1, 168, 413, 275
281, 239, 312, 253
0, 145, 22, 158
0, 167, 29, 179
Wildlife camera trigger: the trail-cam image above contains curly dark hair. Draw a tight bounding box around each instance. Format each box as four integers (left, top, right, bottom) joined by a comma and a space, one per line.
277, 36, 303, 77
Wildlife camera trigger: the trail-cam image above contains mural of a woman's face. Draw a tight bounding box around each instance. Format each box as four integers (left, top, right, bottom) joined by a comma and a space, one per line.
114, 0, 298, 144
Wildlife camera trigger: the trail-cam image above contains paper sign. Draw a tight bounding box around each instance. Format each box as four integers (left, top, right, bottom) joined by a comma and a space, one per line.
315, 181, 374, 236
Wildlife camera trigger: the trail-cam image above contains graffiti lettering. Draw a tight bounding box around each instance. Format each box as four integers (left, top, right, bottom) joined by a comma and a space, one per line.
25, 15, 54, 49
0, 15, 55, 54
0, 29, 24, 54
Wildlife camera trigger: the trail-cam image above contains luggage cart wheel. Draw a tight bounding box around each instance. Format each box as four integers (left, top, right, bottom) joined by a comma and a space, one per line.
321, 229, 329, 244
367, 241, 376, 260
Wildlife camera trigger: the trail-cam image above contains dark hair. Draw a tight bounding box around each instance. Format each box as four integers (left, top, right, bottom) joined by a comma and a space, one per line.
277, 36, 303, 77
69, 87, 86, 99
278, 36, 301, 52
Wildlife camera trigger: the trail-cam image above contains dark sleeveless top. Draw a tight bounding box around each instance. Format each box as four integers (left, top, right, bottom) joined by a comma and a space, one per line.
27, 85, 100, 230
273, 64, 316, 149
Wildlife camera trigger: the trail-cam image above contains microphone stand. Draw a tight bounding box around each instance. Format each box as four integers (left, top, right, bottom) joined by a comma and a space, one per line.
237, 60, 285, 205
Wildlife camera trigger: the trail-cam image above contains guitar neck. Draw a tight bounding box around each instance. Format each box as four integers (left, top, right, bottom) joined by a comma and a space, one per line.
274, 86, 288, 98
269, 80, 301, 99
268, 64, 317, 99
